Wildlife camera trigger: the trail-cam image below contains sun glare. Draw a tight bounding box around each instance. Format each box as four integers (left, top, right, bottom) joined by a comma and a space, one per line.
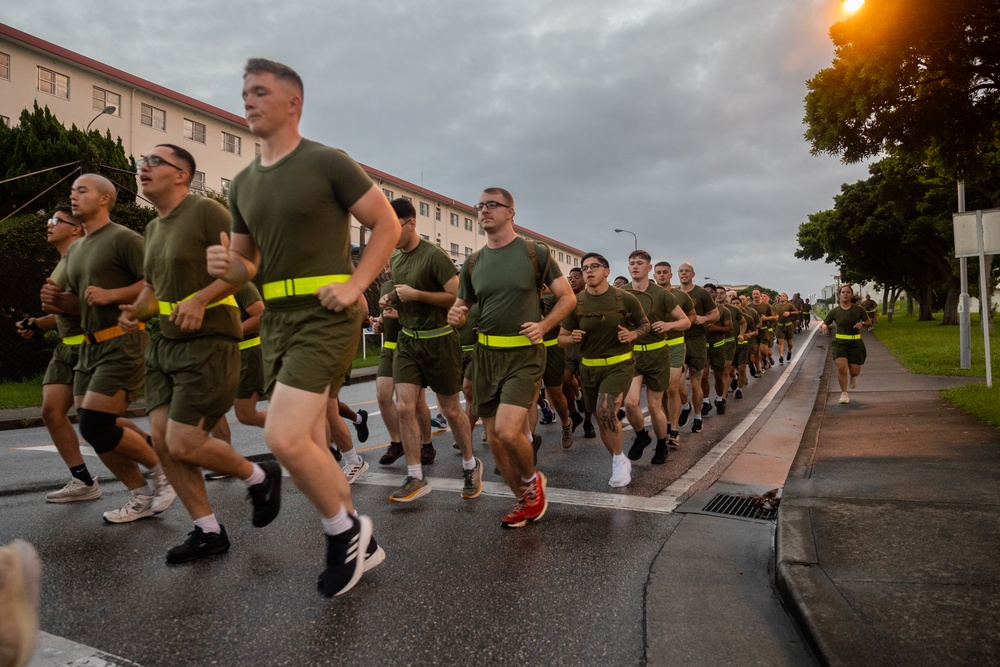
843, 0, 864, 12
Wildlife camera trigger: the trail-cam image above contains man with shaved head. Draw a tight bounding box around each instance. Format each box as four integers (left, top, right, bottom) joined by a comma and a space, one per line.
42, 174, 176, 523
676, 263, 718, 434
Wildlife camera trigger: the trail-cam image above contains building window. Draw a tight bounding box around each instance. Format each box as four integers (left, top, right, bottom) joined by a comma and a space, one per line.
450, 243, 460, 257
0, 52, 9, 81
222, 131, 241, 155
419, 202, 430, 217
435, 207, 441, 221
550, 249, 556, 257
141, 103, 166, 131
382, 188, 394, 200
191, 171, 206, 192
450, 213, 459, 227
184, 119, 206, 143
92, 87, 121, 115
559, 252, 564, 262
221, 178, 231, 197
37, 67, 69, 99
465, 247, 473, 258
255, 143, 261, 156
574, 257, 579, 267
464, 218, 473, 231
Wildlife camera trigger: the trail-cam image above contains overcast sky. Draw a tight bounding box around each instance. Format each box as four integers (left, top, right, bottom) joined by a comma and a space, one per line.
8, 0, 871, 297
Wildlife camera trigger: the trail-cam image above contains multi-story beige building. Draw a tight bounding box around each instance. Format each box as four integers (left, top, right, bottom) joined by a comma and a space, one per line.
0, 21, 583, 273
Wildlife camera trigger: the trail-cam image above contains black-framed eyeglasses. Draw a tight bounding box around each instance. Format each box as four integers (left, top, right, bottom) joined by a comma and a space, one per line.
581, 263, 606, 272
137, 155, 183, 171
47, 216, 79, 227
473, 201, 510, 212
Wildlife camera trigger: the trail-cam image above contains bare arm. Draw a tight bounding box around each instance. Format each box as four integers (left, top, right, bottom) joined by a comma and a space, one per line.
394, 274, 458, 309
522, 276, 576, 344
242, 300, 264, 337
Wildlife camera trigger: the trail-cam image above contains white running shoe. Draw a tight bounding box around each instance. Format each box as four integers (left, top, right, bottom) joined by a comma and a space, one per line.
342, 457, 369, 485
150, 467, 177, 514
103, 493, 154, 523
839, 392, 850, 404
609, 457, 632, 488
45, 478, 101, 503
849, 375, 857, 389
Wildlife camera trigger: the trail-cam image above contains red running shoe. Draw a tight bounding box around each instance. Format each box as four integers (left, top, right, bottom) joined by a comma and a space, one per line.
501, 472, 548, 529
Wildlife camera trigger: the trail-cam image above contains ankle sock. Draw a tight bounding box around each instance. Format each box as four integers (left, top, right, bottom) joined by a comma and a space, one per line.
69, 464, 94, 486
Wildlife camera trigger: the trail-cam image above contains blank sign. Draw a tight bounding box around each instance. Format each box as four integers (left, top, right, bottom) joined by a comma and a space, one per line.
953, 208, 1000, 257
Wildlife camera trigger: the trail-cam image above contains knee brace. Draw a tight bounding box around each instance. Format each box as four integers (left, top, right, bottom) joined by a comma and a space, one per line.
77, 408, 124, 454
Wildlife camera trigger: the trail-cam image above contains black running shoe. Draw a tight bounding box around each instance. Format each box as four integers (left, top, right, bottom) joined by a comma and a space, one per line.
786, 353, 791, 361
668, 430, 681, 448
735, 388, 743, 400
627, 429, 652, 461
248, 461, 282, 528
730, 377, 738, 392
570, 412, 584, 433
420, 442, 436, 465
379, 441, 404, 466
365, 532, 386, 572
700, 402, 712, 417
749, 363, 758, 376
318, 516, 372, 597
650, 441, 669, 465
779, 356, 784, 364
204, 471, 230, 481
583, 422, 597, 439
353, 409, 369, 443
691, 419, 703, 433
617, 408, 626, 422
715, 398, 726, 415
166, 525, 230, 564
678, 405, 691, 427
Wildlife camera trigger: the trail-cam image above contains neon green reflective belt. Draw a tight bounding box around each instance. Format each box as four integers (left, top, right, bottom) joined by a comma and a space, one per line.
461, 344, 475, 352
401, 325, 453, 340
737, 339, 749, 345
707, 339, 727, 348
477, 333, 535, 348
835, 333, 862, 340
543, 339, 559, 347
581, 351, 633, 367
634, 339, 668, 353
724, 337, 735, 344
238, 335, 261, 350
62, 334, 86, 346
384, 341, 397, 350
666, 337, 685, 347
262, 274, 351, 301
158, 293, 237, 316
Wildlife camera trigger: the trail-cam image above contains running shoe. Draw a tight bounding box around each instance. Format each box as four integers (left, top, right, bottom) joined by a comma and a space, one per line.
501, 472, 548, 529
46, 478, 101, 503
0, 540, 40, 667
715, 398, 726, 415
627, 429, 652, 461
678, 405, 691, 427
461, 458, 483, 499
609, 457, 632, 487
700, 402, 712, 417
839, 392, 850, 404
341, 457, 368, 485
353, 409, 369, 443
730, 377, 738, 392
329, 445, 343, 462
379, 441, 404, 465
318, 515, 372, 597
617, 407, 626, 422
668, 430, 681, 449
420, 442, 436, 465
204, 471, 230, 481
364, 533, 386, 572
150, 466, 177, 514
103, 492, 154, 524
583, 422, 597, 439
691, 418, 703, 433
849, 375, 857, 389
734, 388, 743, 400
561, 426, 574, 449
430, 413, 447, 428
651, 441, 669, 465
389, 476, 430, 502
779, 356, 784, 364
248, 461, 282, 528
539, 401, 555, 424
166, 526, 230, 564
786, 353, 791, 361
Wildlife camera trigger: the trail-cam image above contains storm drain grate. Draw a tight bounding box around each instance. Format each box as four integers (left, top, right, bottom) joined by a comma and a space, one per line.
702, 493, 777, 521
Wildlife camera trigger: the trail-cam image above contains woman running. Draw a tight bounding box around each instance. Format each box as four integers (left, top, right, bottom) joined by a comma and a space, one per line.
821, 284, 871, 404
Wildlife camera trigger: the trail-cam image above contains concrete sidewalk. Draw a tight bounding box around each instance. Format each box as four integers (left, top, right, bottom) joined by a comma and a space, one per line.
776, 332, 1000, 666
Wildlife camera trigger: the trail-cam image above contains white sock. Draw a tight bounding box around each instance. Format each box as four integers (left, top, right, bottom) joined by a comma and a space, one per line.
682, 402, 691, 410
354, 414, 363, 425
243, 463, 265, 487
613, 453, 628, 464
462, 457, 476, 471
521, 473, 537, 485
133, 484, 153, 497
194, 514, 221, 535
344, 449, 362, 465
407, 464, 423, 481
321, 508, 353, 536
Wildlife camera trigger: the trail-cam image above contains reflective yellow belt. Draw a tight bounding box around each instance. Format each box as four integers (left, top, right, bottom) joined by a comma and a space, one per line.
384, 341, 397, 350
835, 333, 862, 340
238, 335, 261, 350
761, 327, 773, 332
543, 339, 559, 347
634, 339, 668, 352
84, 322, 144, 344
461, 344, 475, 352
581, 351, 633, 367
158, 293, 237, 316
401, 325, 453, 340
724, 337, 735, 344
62, 335, 86, 346
262, 274, 351, 301
666, 337, 685, 347
478, 333, 535, 348
707, 339, 727, 348
737, 339, 749, 345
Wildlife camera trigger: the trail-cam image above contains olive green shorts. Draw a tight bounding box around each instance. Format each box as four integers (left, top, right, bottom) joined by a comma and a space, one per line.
462, 347, 475, 381
43, 343, 80, 386
377, 346, 395, 379
394, 330, 462, 395
146, 336, 238, 430
776, 325, 794, 340
261, 302, 361, 396
473, 344, 545, 418
633, 345, 670, 393
725, 339, 737, 362
236, 345, 265, 399
733, 341, 751, 367
666, 339, 686, 369
73, 332, 148, 401
685, 336, 708, 373
707, 343, 728, 372
832, 340, 867, 366
581, 358, 635, 412
565, 343, 581, 374
542, 342, 565, 388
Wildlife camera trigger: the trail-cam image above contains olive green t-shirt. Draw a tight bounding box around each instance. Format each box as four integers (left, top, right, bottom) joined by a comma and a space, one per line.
742, 305, 759, 334
681, 285, 717, 339
229, 139, 372, 311
773, 302, 797, 328
378, 280, 401, 344
824, 304, 869, 332
389, 239, 458, 331
541, 294, 560, 342
457, 238, 563, 336
234, 282, 263, 340
50, 257, 84, 339
751, 302, 776, 328
561, 287, 647, 359
457, 302, 480, 347
726, 304, 744, 338
626, 282, 675, 345
64, 222, 144, 333
860, 299, 877, 313
664, 287, 694, 341
144, 195, 240, 341
705, 301, 732, 345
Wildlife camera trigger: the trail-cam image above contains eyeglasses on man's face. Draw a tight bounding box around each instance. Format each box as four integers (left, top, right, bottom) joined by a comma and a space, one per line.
137, 155, 183, 171
47, 216, 79, 227
473, 201, 510, 212
581, 263, 606, 272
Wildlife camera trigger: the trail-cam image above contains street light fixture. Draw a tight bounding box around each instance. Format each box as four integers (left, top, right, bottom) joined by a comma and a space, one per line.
614, 228, 637, 252
86, 105, 117, 132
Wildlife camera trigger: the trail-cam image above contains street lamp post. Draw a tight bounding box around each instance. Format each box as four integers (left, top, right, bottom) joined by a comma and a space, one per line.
86, 105, 116, 132
614, 228, 638, 252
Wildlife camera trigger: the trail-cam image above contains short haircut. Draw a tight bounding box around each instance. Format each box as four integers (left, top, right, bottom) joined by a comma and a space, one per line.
391, 198, 416, 219
614, 276, 629, 284
654, 261, 671, 270
569, 267, 583, 276
156, 144, 196, 186
244, 58, 304, 98
703, 283, 717, 291
81, 174, 118, 209
482, 187, 513, 207
628, 249, 651, 262
51, 205, 77, 222
581, 252, 609, 268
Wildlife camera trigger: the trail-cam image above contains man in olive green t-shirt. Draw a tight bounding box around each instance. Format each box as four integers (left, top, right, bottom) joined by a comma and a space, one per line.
654, 261, 695, 448
773, 292, 799, 363
750, 289, 777, 371
677, 263, 719, 434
